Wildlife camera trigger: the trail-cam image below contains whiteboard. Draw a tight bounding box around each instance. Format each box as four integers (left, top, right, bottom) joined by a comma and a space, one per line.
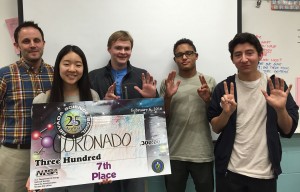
21, 0, 238, 86
242, 0, 300, 132
21, 0, 239, 139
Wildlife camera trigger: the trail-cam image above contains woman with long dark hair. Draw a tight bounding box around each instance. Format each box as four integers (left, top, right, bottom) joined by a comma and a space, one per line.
30, 45, 99, 192
36, 45, 97, 103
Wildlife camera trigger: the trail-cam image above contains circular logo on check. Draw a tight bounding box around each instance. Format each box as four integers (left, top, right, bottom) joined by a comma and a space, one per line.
152, 159, 164, 173
56, 105, 91, 138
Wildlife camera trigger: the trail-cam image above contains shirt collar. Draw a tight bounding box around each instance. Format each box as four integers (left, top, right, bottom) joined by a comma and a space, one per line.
17, 58, 44, 73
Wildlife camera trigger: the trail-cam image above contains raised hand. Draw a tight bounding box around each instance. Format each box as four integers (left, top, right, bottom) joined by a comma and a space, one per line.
197, 75, 211, 103
104, 82, 120, 100
134, 72, 157, 98
221, 81, 237, 116
261, 77, 292, 112
164, 70, 181, 98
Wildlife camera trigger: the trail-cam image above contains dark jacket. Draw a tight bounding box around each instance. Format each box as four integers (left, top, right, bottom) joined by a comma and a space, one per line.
89, 61, 158, 99
207, 74, 299, 178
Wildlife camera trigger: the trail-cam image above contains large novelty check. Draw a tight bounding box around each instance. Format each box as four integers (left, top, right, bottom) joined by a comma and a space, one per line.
30, 98, 170, 190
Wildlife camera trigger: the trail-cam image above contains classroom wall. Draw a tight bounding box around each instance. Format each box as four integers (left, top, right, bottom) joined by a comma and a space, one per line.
1, 1, 299, 192
0, 0, 19, 67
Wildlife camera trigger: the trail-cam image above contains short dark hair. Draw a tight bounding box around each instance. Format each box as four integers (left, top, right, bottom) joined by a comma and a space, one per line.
14, 21, 44, 43
173, 38, 197, 55
49, 45, 93, 102
228, 32, 263, 59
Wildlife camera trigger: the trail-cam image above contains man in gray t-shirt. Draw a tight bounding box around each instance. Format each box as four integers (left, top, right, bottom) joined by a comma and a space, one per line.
160, 38, 216, 192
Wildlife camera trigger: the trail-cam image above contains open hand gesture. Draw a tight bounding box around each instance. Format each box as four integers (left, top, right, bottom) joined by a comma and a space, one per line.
134, 72, 157, 98
261, 77, 292, 112
164, 71, 181, 98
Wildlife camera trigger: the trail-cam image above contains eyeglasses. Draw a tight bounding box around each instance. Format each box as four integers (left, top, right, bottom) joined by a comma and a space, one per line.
174, 51, 196, 58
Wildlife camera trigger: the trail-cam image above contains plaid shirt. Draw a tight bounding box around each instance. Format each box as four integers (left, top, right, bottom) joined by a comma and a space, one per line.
0, 59, 53, 145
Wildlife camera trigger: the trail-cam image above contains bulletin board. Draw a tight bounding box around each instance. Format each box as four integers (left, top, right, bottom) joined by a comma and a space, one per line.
242, 0, 300, 132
